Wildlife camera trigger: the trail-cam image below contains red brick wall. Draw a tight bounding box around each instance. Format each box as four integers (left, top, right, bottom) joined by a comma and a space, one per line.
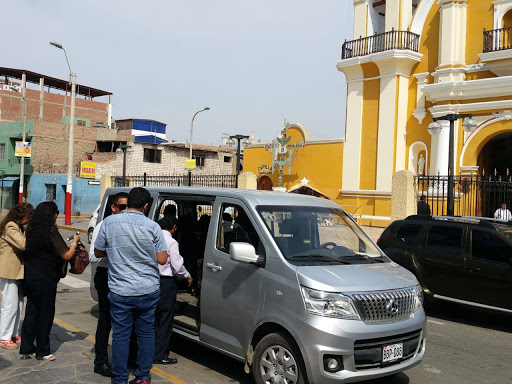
0, 88, 108, 125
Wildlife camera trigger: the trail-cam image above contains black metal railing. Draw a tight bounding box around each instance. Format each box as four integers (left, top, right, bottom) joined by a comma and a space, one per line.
341, 29, 420, 59
415, 173, 512, 217
483, 26, 512, 53
111, 173, 238, 188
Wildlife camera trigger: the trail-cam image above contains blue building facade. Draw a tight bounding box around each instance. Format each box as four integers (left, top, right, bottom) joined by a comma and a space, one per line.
29, 174, 101, 215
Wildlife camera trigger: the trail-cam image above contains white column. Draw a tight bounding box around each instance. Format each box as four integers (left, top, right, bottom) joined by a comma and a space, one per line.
338, 64, 364, 190
39, 78, 44, 120
376, 74, 397, 191
385, 0, 413, 31
429, 120, 450, 175
395, 75, 409, 172
353, 0, 368, 38
412, 73, 429, 124
437, 0, 468, 82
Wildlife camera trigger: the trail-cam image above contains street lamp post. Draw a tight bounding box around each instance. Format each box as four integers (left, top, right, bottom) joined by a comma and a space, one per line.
428, 114, 477, 216
50, 41, 76, 225
116, 144, 131, 186
10, 85, 27, 203
188, 107, 210, 186
227, 134, 250, 186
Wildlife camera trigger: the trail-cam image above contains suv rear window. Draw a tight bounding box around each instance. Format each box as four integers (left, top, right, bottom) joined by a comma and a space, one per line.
425, 225, 463, 255
396, 224, 422, 245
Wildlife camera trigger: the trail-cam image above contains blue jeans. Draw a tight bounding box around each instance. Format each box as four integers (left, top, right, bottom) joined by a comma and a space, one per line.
108, 289, 160, 384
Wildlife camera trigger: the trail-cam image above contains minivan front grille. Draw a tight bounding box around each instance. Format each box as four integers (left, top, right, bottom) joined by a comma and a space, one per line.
354, 329, 422, 370
349, 288, 416, 322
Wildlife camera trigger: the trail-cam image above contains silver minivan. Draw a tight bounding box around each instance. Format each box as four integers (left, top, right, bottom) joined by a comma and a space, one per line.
93, 187, 426, 383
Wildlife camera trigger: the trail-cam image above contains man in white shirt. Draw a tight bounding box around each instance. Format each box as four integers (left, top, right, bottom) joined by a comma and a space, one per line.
494, 203, 512, 221
154, 215, 193, 364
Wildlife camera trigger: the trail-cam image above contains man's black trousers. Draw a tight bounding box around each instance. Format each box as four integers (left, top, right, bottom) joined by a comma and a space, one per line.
154, 276, 177, 361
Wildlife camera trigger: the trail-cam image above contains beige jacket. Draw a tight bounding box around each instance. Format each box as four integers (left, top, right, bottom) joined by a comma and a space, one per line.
0, 222, 26, 280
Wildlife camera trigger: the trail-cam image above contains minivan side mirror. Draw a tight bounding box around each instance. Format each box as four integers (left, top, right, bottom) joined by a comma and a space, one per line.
230, 242, 259, 264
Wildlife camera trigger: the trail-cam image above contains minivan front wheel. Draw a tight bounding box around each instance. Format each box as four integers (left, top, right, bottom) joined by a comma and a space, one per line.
253, 332, 307, 384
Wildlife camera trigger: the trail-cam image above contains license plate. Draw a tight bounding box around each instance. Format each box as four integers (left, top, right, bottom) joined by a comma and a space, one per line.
382, 343, 403, 363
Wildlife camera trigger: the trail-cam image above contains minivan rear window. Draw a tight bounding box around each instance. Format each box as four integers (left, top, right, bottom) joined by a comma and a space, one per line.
396, 224, 422, 245
425, 226, 463, 255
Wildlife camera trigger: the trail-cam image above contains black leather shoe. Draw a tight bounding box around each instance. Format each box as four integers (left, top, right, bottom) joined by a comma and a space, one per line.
94, 363, 112, 377
153, 358, 178, 365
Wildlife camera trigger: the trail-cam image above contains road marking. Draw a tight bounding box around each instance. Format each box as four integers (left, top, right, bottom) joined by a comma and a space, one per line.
59, 275, 90, 288
427, 319, 444, 325
53, 316, 189, 384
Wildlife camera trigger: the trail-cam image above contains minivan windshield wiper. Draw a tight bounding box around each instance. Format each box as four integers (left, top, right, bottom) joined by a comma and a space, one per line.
339, 252, 386, 262
288, 254, 351, 264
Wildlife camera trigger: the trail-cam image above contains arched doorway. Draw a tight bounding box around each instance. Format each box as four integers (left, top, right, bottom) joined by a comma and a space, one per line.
257, 176, 273, 191
477, 132, 512, 176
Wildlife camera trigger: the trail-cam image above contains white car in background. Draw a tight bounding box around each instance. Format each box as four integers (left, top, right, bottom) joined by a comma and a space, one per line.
87, 204, 100, 243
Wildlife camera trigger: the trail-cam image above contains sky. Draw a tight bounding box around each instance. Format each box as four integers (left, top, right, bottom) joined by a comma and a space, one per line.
3, 1, 353, 145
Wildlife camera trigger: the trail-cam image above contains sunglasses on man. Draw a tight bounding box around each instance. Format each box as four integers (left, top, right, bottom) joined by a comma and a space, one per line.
114, 204, 127, 211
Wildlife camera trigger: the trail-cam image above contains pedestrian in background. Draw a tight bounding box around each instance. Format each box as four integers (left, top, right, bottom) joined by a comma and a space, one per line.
20, 201, 79, 361
154, 215, 192, 365
494, 202, 512, 221
417, 195, 431, 215
0, 202, 34, 349
94, 187, 167, 384
89, 192, 138, 377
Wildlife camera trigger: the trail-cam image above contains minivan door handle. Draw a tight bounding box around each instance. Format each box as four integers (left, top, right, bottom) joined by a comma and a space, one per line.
206, 262, 222, 272
469, 267, 481, 272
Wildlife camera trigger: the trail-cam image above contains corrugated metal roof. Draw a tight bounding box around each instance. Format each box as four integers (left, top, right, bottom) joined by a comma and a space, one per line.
0, 67, 111, 98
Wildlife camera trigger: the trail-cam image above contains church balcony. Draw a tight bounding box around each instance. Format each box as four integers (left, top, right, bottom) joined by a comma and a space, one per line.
480, 27, 512, 76
483, 26, 512, 53
341, 29, 420, 59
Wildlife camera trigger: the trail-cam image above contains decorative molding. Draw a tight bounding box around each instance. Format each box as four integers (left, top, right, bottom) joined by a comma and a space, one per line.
492, 110, 512, 120
423, 76, 512, 102
429, 100, 512, 117
345, 72, 411, 83
413, 108, 427, 124
337, 50, 423, 78
340, 189, 392, 198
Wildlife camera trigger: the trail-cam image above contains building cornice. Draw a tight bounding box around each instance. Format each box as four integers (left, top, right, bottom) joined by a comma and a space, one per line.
423, 76, 512, 102
428, 99, 512, 117
337, 50, 423, 81
340, 189, 392, 198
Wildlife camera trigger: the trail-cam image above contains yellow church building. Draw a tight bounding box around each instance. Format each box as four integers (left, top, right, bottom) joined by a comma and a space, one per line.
244, 0, 512, 227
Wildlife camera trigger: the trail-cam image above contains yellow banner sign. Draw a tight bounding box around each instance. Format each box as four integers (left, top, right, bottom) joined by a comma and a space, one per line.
15, 142, 31, 158
80, 161, 97, 179
184, 158, 196, 170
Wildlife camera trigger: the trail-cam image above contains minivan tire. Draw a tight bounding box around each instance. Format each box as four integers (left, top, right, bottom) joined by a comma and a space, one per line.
253, 332, 307, 384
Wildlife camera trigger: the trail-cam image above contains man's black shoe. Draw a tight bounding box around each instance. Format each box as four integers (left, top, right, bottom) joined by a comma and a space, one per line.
153, 358, 178, 365
94, 363, 112, 377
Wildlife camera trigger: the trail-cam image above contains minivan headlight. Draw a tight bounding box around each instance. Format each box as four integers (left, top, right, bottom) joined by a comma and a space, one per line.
300, 286, 360, 320
413, 285, 423, 312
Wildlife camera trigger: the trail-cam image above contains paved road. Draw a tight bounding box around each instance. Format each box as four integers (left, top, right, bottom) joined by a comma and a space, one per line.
1, 227, 512, 383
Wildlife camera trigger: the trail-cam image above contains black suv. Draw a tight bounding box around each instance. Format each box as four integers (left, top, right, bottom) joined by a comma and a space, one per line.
378, 215, 512, 310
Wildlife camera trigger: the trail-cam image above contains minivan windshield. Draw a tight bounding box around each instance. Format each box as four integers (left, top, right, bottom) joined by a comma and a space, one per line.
257, 205, 387, 265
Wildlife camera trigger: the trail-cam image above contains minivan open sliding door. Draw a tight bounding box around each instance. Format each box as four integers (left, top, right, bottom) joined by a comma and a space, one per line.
200, 197, 268, 358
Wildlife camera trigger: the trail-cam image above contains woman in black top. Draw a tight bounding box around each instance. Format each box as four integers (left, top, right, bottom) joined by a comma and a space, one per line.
19, 201, 80, 361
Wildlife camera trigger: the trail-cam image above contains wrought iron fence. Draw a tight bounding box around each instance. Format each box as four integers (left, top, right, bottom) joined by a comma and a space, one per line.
111, 173, 238, 188
415, 174, 512, 217
341, 29, 420, 59
483, 26, 512, 53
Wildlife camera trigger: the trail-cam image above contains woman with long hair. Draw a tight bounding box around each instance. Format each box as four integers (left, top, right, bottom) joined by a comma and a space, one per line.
0, 202, 34, 349
19, 201, 80, 361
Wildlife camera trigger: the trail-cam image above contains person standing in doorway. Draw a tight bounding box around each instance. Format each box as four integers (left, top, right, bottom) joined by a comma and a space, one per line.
417, 195, 431, 215
494, 202, 512, 221
94, 187, 167, 384
89, 192, 138, 377
154, 216, 192, 365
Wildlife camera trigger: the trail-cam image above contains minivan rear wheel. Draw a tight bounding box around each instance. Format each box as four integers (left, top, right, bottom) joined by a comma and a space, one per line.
253, 332, 307, 384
